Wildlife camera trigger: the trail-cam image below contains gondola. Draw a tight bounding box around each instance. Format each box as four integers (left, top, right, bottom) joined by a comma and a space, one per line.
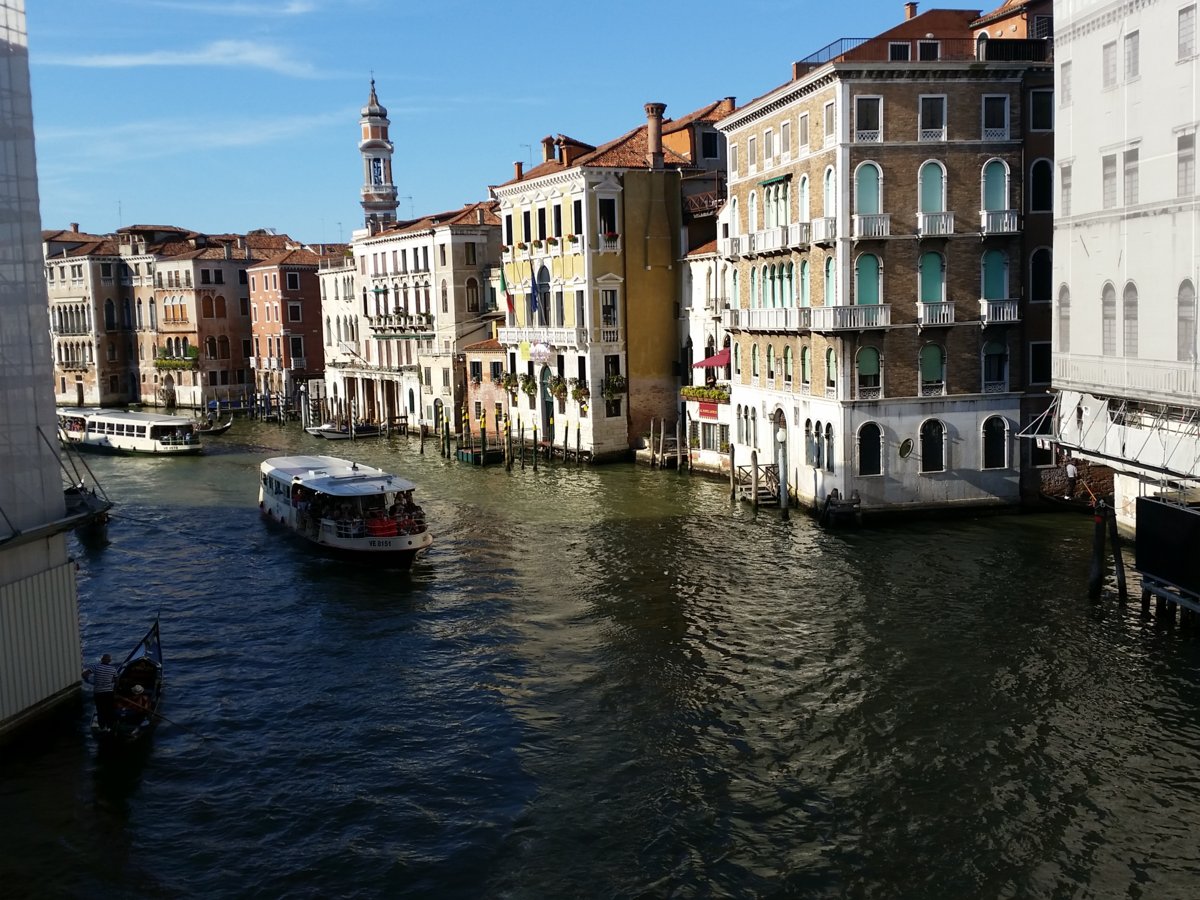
92, 618, 163, 748
195, 415, 234, 436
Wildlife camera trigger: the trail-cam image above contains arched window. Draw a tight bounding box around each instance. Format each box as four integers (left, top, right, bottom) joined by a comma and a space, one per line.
1102, 282, 1117, 355
466, 278, 479, 312
733, 343, 741, 376
1030, 248, 1051, 303
920, 419, 946, 472
751, 344, 760, 377
982, 249, 1008, 300
799, 260, 810, 307
202, 296, 214, 318
825, 348, 837, 390
858, 422, 883, 476
325, 315, 332, 345
919, 252, 944, 303
919, 161, 946, 213
805, 419, 814, 465
736, 404, 744, 444
1123, 282, 1139, 358
441, 279, 449, 314
149, 299, 157, 329
750, 268, 758, 308
855, 162, 881, 215
732, 270, 739, 305
801, 346, 811, 387
982, 340, 1007, 390
813, 420, 824, 468
1029, 159, 1053, 212
920, 343, 945, 395
766, 345, 775, 379
751, 407, 758, 447
122, 299, 132, 329
136, 299, 144, 330
825, 423, 835, 473
1179, 280, 1196, 361
856, 253, 881, 305
982, 159, 1009, 212
982, 415, 1008, 469
215, 296, 227, 317
749, 192, 758, 232
823, 167, 836, 217
856, 346, 881, 397
783, 346, 793, 384
824, 256, 835, 306
783, 263, 794, 307
1058, 285, 1071, 353
798, 175, 810, 222
730, 198, 739, 236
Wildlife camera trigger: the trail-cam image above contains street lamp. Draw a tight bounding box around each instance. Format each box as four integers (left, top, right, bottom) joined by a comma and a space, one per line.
776, 426, 789, 520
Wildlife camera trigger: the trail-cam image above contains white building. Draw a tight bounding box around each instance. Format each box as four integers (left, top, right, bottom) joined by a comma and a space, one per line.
0, 0, 85, 742
680, 240, 734, 470
1052, 0, 1200, 526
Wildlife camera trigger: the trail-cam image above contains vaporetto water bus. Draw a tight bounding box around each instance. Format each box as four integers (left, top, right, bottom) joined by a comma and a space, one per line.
258, 455, 433, 568
58, 408, 203, 455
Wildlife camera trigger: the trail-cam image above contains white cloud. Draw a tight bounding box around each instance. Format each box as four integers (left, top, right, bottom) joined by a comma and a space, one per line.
41, 39, 319, 78
133, 0, 318, 15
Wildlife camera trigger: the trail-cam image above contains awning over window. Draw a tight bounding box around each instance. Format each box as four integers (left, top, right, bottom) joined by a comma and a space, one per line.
758, 174, 792, 186
693, 346, 731, 368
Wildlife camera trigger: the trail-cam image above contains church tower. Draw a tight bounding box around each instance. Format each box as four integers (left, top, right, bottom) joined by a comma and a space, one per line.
359, 79, 398, 231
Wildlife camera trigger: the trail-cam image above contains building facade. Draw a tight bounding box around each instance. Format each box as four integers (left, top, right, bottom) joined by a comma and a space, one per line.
1052, 0, 1200, 526
248, 249, 324, 407
717, 4, 1053, 513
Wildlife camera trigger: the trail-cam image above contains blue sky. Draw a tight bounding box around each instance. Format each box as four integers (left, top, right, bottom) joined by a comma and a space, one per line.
27, 0, 981, 244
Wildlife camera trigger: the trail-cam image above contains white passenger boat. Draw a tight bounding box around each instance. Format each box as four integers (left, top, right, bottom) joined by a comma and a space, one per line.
258, 455, 432, 567
58, 408, 202, 455
304, 421, 382, 440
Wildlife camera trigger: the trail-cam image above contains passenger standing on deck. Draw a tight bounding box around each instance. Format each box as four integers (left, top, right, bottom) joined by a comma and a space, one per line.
1065, 458, 1079, 500
83, 653, 118, 730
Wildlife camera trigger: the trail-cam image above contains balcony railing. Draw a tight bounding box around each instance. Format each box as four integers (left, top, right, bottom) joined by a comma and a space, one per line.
787, 222, 811, 247
497, 326, 588, 348
721, 237, 743, 258
791, 36, 1051, 75
725, 306, 804, 332
981, 209, 1019, 234
852, 214, 891, 238
1053, 353, 1200, 406
811, 216, 837, 244
61, 360, 89, 371
920, 381, 947, 397
598, 234, 621, 253
809, 304, 891, 331
855, 129, 881, 143
983, 379, 1009, 393
919, 211, 955, 236
982, 126, 1010, 141
980, 298, 1020, 324
919, 126, 947, 142
918, 301, 955, 326
289, 357, 306, 370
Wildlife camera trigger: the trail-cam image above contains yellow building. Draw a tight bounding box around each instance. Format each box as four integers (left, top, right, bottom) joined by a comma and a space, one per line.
490, 101, 728, 460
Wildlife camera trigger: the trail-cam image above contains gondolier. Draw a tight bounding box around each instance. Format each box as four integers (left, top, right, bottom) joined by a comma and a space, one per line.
83, 653, 118, 731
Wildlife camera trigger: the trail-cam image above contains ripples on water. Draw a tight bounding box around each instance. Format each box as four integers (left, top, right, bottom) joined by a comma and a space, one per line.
3, 421, 1200, 897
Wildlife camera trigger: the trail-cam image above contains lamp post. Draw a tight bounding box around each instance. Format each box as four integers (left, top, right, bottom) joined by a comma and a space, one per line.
776, 425, 789, 521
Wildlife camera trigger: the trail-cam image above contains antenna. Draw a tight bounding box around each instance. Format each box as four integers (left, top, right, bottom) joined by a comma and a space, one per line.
400, 196, 414, 219
520, 144, 533, 167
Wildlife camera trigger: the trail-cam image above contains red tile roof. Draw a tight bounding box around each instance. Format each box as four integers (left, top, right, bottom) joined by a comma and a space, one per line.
686, 239, 719, 258
464, 337, 503, 352
663, 98, 738, 134
249, 249, 322, 270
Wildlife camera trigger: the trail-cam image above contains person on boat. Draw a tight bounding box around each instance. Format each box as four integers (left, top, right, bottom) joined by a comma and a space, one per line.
120, 683, 151, 713
1065, 458, 1079, 500
83, 653, 118, 730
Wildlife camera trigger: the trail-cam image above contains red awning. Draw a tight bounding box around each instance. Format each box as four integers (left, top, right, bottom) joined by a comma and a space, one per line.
692, 346, 730, 368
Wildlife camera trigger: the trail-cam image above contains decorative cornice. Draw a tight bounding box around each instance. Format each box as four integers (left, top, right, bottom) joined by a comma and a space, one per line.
1056, 0, 1158, 50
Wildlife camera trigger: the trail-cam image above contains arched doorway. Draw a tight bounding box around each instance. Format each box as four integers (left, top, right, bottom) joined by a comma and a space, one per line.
433, 397, 444, 433
539, 366, 554, 443
407, 387, 416, 416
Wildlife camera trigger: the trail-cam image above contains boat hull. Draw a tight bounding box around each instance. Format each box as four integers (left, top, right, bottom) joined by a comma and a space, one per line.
259, 507, 431, 568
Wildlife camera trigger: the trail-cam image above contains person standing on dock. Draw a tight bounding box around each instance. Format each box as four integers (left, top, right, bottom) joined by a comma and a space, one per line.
83, 653, 118, 731
1065, 458, 1079, 500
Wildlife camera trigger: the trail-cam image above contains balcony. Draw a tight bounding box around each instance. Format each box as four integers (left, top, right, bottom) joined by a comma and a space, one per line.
369, 314, 434, 337
809, 304, 891, 331
981, 209, 1019, 235
1052, 353, 1200, 406
724, 306, 805, 332
918, 212, 954, 236
982, 125, 1010, 141
598, 233, 621, 253
980, 299, 1020, 324
787, 222, 810, 248
852, 214, 891, 239
920, 380, 947, 397
289, 357, 307, 370
61, 360, 89, 372
918, 301, 955, 326
811, 216, 837, 244
747, 227, 787, 255
721, 236, 743, 259
497, 326, 588, 348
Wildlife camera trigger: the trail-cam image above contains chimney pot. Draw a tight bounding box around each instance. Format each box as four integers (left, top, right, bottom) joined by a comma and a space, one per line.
69, 222, 79, 233
514, 160, 524, 181
476, 208, 484, 225
645, 101, 666, 170
905, 2, 917, 20
541, 135, 556, 163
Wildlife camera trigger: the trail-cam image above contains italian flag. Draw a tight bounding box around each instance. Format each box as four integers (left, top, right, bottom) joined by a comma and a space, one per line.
500, 266, 514, 315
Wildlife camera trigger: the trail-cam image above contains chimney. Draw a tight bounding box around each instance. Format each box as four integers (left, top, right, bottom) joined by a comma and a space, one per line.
514, 161, 524, 181
541, 135, 556, 163
905, 1, 917, 19
645, 101, 666, 170
69, 222, 79, 233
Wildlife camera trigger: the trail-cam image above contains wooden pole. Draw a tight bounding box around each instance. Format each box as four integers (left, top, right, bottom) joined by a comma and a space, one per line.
532, 423, 538, 472
563, 421, 568, 461
1088, 501, 1107, 600
658, 422, 666, 469
520, 422, 525, 470
649, 419, 656, 468
751, 449, 760, 510
1107, 506, 1128, 602
729, 444, 736, 500
576, 426, 581, 465
676, 419, 682, 471
419, 422, 425, 454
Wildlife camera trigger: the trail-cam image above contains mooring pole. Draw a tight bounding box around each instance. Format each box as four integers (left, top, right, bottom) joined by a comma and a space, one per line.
751, 449, 760, 510
532, 423, 538, 472
648, 419, 656, 468
1088, 500, 1108, 599
1106, 505, 1128, 602
729, 444, 736, 500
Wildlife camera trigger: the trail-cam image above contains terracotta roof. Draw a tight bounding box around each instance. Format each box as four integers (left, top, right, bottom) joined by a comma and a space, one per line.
117, 224, 195, 235
686, 239, 719, 258
972, 0, 1035, 28
372, 200, 500, 237
464, 337, 503, 352
249, 249, 322, 270
42, 228, 108, 242
663, 98, 738, 134
48, 239, 121, 258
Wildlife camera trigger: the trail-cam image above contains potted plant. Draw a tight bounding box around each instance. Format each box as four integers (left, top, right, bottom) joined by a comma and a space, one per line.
546, 236, 558, 246
548, 374, 568, 400
569, 378, 590, 403
603, 231, 619, 241
500, 372, 519, 395
518, 373, 537, 397
601, 373, 627, 400
516, 241, 527, 250
566, 233, 578, 243
499, 244, 508, 252
531, 239, 542, 249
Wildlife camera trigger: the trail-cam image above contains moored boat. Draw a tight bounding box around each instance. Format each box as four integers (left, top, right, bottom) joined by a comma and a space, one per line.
91, 618, 163, 748
58, 408, 202, 455
304, 421, 381, 440
258, 455, 432, 567
195, 415, 234, 436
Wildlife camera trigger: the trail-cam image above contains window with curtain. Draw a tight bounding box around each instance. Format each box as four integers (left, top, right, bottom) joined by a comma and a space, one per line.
920, 343, 945, 393
982, 249, 1008, 299
919, 252, 944, 303
856, 254, 880, 305
857, 347, 881, 396
919, 162, 945, 212
982, 160, 1007, 211
855, 163, 881, 214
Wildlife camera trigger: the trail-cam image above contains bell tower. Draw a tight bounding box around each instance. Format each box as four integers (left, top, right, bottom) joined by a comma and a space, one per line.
359, 79, 398, 231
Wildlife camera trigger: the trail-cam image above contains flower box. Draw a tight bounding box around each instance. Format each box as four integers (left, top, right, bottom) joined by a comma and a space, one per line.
603, 232, 619, 241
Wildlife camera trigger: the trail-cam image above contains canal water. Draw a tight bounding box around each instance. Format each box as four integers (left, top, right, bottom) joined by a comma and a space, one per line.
3, 420, 1200, 898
